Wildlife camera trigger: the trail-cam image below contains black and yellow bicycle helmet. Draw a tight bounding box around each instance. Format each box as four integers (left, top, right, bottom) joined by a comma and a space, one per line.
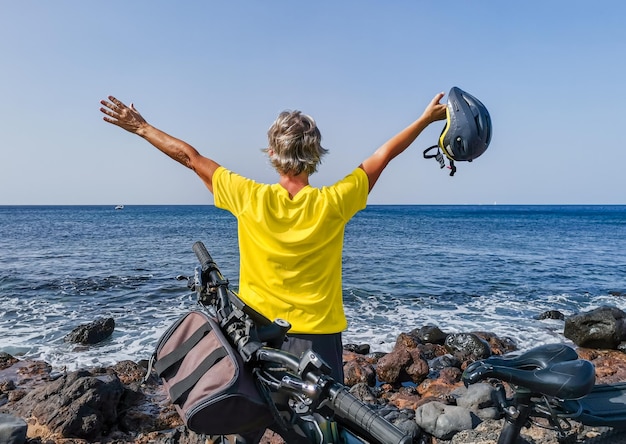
424, 87, 492, 176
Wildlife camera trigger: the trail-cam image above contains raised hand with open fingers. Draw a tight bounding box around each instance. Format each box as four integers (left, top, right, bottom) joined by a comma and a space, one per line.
100, 96, 148, 135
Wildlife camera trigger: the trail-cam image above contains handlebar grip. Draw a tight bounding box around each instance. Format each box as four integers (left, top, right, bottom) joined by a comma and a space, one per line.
192, 241, 214, 270
329, 383, 412, 444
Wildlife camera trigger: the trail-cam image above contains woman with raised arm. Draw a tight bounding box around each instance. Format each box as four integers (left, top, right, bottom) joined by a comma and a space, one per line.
100, 93, 446, 385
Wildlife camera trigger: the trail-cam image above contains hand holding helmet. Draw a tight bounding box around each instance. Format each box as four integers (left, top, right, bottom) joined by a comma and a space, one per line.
424, 87, 492, 176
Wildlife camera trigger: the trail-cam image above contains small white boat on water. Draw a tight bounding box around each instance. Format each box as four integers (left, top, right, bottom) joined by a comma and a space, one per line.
115, 205, 124, 210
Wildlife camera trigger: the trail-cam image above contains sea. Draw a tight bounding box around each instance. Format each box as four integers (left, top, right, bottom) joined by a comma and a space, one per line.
1, 205, 625, 371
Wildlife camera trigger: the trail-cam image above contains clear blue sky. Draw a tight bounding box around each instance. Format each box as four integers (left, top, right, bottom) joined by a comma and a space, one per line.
1, 1, 624, 205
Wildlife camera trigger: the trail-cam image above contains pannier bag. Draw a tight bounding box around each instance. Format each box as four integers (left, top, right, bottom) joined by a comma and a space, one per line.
151, 310, 273, 435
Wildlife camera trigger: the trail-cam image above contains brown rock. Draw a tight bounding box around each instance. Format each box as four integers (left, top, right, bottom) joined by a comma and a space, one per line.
0, 352, 18, 370
406, 349, 430, 383
395, 332, 422, 349
376, 335, 431, 385
385, 386, 422, 410
576, 347, 626, 383
343, 352, 376, 386
376, 348, 412, 384
111, 360, 147, 385
417, 367, 463, 400
0, 358, 53, 392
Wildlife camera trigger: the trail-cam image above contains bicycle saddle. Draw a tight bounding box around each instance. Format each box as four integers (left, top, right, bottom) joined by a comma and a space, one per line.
463, 343, 596, 400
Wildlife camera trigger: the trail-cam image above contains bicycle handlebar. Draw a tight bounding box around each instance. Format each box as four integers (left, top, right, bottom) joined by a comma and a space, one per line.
192, 240, 214, 271
255, 347, 412, 444
329, 383, 413, 444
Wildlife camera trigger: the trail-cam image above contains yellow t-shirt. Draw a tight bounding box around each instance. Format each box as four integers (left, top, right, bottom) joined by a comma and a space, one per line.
213, 167, 369, 334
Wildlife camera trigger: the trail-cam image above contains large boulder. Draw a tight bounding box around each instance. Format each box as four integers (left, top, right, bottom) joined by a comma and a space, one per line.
8, 369, 124, 440
65, 317, 116, 345
564, 306, 626, 349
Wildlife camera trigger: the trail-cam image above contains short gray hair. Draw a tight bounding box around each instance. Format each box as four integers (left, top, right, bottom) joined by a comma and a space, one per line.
265, 110, 328, 176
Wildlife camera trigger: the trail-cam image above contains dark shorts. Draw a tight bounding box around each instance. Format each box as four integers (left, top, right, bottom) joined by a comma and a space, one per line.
280, 332, 344, 383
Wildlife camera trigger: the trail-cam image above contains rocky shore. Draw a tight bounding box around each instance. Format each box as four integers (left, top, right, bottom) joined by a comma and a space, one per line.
2, 305, 626, 444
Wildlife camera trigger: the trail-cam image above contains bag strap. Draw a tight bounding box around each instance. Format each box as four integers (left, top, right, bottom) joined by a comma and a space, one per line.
154, 322, 213, 377
169, 346, 228, 404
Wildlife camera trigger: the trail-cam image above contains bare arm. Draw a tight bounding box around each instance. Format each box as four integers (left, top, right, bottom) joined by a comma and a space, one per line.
100, 96, 220, 193
360, 92, 447, 192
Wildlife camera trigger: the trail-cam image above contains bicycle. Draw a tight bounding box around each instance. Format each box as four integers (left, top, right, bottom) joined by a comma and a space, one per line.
186, 241, 414, 444
462, 342, 626, 443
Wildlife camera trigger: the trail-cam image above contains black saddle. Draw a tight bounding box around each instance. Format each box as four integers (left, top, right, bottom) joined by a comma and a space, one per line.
462, 343, 595, 400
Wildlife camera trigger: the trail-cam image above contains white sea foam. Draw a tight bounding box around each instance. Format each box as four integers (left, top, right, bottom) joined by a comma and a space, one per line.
343, 290, 626, 355
3, 285, 626, 372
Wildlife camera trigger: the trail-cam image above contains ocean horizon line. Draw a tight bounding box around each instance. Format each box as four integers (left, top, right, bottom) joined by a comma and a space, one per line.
2, 203, 625, 208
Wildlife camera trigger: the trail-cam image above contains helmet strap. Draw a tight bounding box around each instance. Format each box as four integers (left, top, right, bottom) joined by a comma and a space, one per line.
423, 145, 445, 168
448, 159, 456, 176
423, 145, 457, 176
